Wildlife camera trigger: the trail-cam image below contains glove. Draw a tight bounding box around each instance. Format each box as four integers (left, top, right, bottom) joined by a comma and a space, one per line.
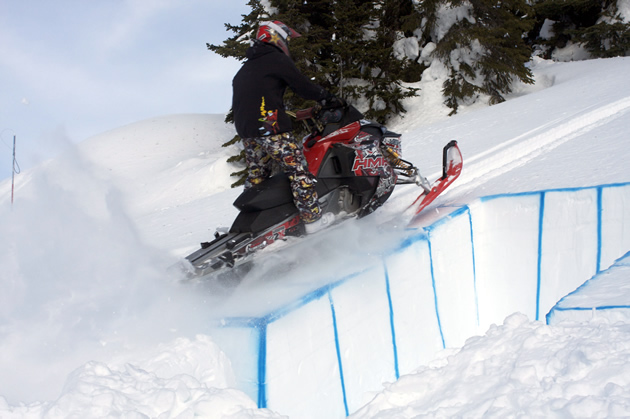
320, 94, 347, 109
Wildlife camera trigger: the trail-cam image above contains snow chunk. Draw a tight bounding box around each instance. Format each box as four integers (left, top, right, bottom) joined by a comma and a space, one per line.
435, 2, 475, 42
617, 0, 630, 22
540, 19, 555, 40
393, 37, 420, 61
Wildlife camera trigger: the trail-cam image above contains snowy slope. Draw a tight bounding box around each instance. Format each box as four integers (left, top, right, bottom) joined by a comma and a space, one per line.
0, 57, 630, 417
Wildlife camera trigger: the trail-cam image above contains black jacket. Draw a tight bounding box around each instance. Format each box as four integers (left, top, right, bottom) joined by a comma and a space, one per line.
232, 41, 328, 138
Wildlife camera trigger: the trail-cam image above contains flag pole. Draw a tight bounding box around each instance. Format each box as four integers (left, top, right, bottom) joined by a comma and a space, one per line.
11, 135, 17, 205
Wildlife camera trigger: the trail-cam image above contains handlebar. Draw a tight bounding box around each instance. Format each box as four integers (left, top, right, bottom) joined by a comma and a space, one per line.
291, 101, 347, 121
294, 107, 317, 121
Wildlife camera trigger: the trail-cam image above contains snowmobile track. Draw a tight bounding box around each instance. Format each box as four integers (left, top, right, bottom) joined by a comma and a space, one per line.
448, 96, 630, 197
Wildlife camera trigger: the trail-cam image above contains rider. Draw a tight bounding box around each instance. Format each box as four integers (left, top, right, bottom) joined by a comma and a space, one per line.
232, 20, 340, 234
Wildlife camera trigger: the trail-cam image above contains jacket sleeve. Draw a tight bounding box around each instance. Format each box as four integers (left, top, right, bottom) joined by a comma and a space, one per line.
279, 54, 329, 102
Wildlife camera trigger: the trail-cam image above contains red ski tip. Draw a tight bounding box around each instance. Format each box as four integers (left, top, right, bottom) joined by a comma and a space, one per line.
408, 141, 463, 221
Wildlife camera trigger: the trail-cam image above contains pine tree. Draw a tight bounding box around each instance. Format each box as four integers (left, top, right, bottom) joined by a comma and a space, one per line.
268, 0, 378, 118
572, 21, 630, 57
532, 0, 607, 57
359, 0, 422, 123
531, 0, 630, 58
207, 1, 266, 62
425, 0, 535, 114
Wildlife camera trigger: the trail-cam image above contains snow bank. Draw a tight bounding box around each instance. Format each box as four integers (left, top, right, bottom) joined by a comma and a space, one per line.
350, 312, 630, 418
0, 336, 285, 419
210, 181, 630, 418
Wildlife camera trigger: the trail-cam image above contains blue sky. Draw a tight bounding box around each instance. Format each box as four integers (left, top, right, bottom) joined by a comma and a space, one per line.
0, 0, 250, 180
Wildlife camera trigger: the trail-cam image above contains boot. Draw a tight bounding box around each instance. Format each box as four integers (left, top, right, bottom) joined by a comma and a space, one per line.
304, 212, 335, 234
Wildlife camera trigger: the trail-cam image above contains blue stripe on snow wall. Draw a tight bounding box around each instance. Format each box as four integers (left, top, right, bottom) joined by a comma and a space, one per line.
553, 305, 630, 311
536, 191, 546, 321
257, 322, 267, 408
597, 186, 603, 273
466, 207, 480, 326
383, 262, 400, 379
426, 230, 446, 349
328, 290, 349, 416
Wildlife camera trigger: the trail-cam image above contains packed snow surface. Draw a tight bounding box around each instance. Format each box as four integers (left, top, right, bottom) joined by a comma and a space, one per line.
1, 57, 630, 417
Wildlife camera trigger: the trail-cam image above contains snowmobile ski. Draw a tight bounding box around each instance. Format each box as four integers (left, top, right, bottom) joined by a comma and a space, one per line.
407, 140, 462, 222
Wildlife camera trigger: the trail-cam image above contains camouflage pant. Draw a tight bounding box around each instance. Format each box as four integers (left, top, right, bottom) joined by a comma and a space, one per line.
243, 132, 321, 223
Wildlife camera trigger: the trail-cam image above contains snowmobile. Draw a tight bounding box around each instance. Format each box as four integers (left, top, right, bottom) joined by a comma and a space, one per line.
181, 103, 462, 279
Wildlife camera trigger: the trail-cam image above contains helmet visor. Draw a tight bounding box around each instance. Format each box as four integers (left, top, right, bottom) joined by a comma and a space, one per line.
263, 20, 301, 40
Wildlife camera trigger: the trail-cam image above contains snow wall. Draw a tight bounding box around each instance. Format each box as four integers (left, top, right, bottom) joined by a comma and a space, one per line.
211, 181, 630, 418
